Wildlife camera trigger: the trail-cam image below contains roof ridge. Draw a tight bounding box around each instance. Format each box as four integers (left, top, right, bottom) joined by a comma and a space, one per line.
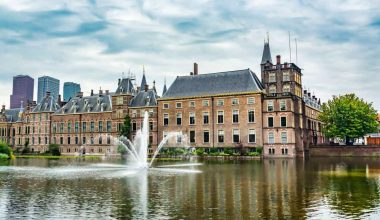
177, 68, 250, 78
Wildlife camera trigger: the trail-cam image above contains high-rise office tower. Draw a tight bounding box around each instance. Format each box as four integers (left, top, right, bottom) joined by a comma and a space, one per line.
63, 82, 81, 102
37, 76, 60, 103
10, 75, 34, 108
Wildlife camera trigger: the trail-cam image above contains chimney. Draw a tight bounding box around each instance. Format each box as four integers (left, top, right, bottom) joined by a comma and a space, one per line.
99, 89, 103, 96
303, 90, 307, 95
1, 105, 5, 113
118, 78, 121, 85
194, 63, 198, 75
190, 72, 193, 76
105, 90, 109, 95
32, 101, 36, 106
58, 95, 62, 106
91, 89, 94, 96
46, 91, 51, 97
276, 55, 281, 65
308, 92, 311, 97
144, 84, 149, 92
312, 95, 315, 100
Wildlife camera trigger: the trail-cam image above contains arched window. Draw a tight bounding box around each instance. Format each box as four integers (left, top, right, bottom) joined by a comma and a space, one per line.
99, 136, 102, 145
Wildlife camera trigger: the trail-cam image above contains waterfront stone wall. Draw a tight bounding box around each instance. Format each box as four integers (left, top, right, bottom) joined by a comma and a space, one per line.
309, 145, 380, 157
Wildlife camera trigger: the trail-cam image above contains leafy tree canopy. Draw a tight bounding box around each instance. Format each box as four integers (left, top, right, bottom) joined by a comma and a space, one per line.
318, 94, 378, 144
120, 114, 131, 138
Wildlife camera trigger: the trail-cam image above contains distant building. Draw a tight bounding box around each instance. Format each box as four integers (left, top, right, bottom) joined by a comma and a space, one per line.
10, 75, 34, 108
63, 82, 81, 102
37, 76, 60, 103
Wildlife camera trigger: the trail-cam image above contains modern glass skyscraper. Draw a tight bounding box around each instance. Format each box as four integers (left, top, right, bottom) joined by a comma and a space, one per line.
63, 82, 81, 102
10, 75, 34, 108
37, 76, 60, 103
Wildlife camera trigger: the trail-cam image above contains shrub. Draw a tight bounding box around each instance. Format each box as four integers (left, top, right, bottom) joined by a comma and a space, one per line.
195, 148, 205, 156
256, 147, 263, 154
0, 153, 9, 160
48, 144, 61, 156
248, 152, 260, 156
0, 141, 14, 159
224, 148, 234, 156
117, 144, 127, 154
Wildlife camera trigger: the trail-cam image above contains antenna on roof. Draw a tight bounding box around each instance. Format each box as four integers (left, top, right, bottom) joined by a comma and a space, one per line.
295, 38, 298, 65
266, 31, 270, 43
288, 31, 292, 63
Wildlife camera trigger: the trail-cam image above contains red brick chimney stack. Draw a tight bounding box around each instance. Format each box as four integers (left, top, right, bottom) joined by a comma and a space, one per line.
194, 63, 198, 75
276, 55, 281, 65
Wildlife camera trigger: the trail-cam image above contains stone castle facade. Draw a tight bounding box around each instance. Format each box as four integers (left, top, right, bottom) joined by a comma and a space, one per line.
0, 41, 324, 157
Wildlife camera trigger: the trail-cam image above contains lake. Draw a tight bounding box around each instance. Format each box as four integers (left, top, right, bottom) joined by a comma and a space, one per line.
1, 157, 380, 219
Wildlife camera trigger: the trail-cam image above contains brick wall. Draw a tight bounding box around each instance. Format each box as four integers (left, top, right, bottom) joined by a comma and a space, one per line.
309, 145, 380, 157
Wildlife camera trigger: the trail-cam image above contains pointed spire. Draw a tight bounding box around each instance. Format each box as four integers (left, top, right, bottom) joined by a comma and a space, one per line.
261, 37, 272, 64
162, 78, 167, 96
140, 66, 147, 89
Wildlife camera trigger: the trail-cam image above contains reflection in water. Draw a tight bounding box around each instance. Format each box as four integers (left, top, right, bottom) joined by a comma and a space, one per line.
1, 158, 380, 219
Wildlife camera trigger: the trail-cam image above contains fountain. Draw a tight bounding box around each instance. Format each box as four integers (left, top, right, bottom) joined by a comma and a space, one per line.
114, 111, 187, 168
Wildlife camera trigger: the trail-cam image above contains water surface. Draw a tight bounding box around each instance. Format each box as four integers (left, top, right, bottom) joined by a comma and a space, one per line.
1, 157, 380, 219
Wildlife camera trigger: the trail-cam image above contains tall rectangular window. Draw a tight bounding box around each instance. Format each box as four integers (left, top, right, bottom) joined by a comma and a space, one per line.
190, 130, 195, 143
268, 117, 274, 127
60, 137, 63, 145
68, 122, 72, 133
203, 112, 209, 124
149, 121, 153, 131
232, 110, 239, 123
99, 121, 103, 131
248, 129, 256, 143
218, 130, 224, 143
269, 73, 276, 82
189, 112, 195, 125
176, 113, 182, 125
203, 131, 210, 143
132, 122, 137, 131
283, 72, 290, 81
280, 100, 286, 111
67, 137, 71, 145
75, 137, 79, 145
82, 137, 86, 145
82, 122, 87, 132
217, 111, 224, 124
233, 129, 240, 143
90, 121, 95, 132
281, 132, 287, 144
107, 121, 111, 132
267, 101, 274, 111
75, 121, 79, 133
60, 122, 64, 133
163, 113, 169, 126
281, 117, 287, 127
268, 132, 274, 144
248, 110, 255, 123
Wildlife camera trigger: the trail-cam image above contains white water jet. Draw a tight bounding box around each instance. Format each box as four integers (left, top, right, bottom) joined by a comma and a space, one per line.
113, 111, 188, 169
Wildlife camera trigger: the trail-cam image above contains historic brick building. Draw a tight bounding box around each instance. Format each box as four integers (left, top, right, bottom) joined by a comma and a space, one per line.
158, 65, 263, 151
0, 40, 324, 157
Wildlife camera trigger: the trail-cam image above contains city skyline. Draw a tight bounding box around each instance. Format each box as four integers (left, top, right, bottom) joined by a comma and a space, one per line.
0, 1, 379, 110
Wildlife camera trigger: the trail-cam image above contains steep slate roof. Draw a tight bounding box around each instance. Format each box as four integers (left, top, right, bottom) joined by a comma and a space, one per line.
4, 108, 21, 122
54, 94, 112, 114
115, 78, 135, 95
32, 96, 60, 113
140, 73, 147, 89
130, 89, 158, 107
261, 42, 272, 64
162, 69, 264, 99
162, 83, 167, 96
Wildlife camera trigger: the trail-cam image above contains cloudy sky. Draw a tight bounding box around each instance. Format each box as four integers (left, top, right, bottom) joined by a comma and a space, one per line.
0, 0, 379, 110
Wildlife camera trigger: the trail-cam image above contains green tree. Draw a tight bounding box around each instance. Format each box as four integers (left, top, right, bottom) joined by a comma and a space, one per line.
119, 115, 131, 138
0, 141, 14, 160
318, 94, 378, 145
48, 144, 61, 156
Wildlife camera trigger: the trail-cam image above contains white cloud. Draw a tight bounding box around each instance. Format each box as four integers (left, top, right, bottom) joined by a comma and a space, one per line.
0, 0, 379, 110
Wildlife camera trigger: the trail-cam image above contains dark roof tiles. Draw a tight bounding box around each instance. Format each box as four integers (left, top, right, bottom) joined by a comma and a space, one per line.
162, 69, 263, 99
